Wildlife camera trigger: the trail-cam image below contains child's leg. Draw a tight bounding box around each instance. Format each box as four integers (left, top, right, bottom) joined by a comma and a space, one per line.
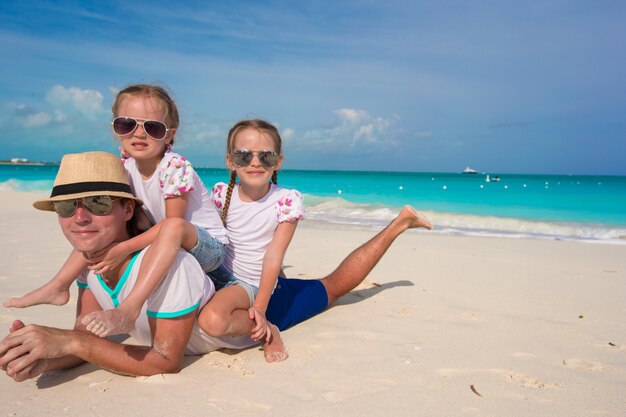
4, 249, 88, 308
321, 206, 431, 304
198, 286, 288, 363
82, 218, 199, 337
199, 285, 256, 336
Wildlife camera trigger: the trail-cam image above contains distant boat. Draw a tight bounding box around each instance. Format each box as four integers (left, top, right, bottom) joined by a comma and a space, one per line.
462, 167, 478, 174
486, 174, 501, 183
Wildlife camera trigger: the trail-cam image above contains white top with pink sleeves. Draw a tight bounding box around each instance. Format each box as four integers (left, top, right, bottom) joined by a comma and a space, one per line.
123, 151, 228, 244
210, 182, 304, 287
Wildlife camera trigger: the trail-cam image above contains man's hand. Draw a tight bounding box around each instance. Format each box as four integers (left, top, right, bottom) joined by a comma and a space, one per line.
0, 321, 74, 380
1, 321, 47, 382
4, 357, 48, 382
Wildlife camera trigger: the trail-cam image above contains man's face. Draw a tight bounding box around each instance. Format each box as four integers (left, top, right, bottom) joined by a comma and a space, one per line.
57, 197, 134, 257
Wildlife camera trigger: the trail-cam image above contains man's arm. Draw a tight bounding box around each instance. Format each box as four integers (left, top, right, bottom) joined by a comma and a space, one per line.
0, 287, 98, 380
0, 288, 196, 381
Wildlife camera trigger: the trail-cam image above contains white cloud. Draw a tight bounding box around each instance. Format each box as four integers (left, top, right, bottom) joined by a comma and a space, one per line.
9, 102, 33, 116
282, 128, 295, 141
54, 110, 66, 122
178, 120, 227, 151
193, 128, 223, 144
23, 112, 52, 127
334, 108, 369, 123
46, 85, 105, 119
14, 103, 27, 112
295, 108, 401, 152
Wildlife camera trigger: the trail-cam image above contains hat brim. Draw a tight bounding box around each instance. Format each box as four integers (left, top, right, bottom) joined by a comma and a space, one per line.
33, 191, 143, 212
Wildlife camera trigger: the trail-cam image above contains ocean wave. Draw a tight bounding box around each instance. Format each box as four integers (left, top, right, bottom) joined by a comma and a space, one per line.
0, 179, 53, 193
2, 183, 623, 243
303, 195, 626, 243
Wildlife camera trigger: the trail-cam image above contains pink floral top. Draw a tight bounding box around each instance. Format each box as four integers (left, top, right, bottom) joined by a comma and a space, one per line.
121, 151, 228, 244
120, 149, 194, 199
158, 152, 195, 198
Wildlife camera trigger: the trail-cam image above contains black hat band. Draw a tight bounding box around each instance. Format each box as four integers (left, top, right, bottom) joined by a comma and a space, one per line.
50, 182, 133, 198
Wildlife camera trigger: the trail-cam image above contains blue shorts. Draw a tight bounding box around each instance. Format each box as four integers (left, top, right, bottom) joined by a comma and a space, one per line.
265, 278, 329, 331
207, 265, 258, 307
188, 225, 225, 273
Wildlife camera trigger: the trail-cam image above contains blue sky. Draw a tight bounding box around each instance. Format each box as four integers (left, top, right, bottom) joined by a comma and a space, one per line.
1, 1, 625, 174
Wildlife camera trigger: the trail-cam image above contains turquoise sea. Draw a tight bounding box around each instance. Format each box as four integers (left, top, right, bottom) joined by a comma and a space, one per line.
2, 164, 625, 243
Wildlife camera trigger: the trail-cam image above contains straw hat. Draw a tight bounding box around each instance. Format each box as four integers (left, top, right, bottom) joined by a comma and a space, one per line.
33, 151, 143, 211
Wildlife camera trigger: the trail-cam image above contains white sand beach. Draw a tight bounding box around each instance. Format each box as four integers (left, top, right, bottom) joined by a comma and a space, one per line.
1, 190, 625, 417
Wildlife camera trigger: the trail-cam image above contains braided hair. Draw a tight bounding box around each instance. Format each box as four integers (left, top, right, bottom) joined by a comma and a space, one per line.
220, 171, 238, 226
220, 119, 282, 226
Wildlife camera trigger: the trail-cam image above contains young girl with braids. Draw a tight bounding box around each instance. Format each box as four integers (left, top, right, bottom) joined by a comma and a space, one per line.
5, 84, 228, 338
201, 119, 302, 363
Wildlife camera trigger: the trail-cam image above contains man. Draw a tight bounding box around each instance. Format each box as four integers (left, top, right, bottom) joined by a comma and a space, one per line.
1, 152, 430, 381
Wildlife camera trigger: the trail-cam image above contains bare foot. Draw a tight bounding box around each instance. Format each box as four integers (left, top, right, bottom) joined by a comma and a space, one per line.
4, 284, 70, 308
398, 205, 432, 230
81, 307, 136, 337
262, 323, 289, 363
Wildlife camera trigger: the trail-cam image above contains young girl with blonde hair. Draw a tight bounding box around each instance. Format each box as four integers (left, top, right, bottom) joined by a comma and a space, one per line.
5, 84, 228, 338
201, 119, 302, 362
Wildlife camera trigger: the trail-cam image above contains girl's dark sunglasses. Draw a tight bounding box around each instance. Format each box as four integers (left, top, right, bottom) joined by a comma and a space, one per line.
231, 149, 280, 168
53, 196, 120, 218
111, 117, 170, 141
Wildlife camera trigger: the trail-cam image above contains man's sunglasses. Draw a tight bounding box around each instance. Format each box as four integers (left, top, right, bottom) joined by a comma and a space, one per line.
231, 149, 280, 168
111, 117, 170, 141
53, 196, 120, 218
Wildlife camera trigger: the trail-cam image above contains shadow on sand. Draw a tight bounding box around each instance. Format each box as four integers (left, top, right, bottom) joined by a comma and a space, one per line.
333, 279, 414, 307
35, 335, 201, 389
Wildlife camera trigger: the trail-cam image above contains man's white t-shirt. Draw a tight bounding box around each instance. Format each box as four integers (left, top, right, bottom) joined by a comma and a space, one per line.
77, 248, 253, 355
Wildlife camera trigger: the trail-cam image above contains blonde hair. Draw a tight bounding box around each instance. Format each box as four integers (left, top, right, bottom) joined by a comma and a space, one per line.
220, 119, 282, 226
112, 84, 180, 146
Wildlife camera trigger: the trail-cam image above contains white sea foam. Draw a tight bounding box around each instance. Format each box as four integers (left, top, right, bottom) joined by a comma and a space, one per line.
0, 179, 52, 193
304, 195, 626, 243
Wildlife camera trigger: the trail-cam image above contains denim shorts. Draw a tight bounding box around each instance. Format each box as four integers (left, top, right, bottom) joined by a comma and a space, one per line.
188, 225, 225, 273
207, 264, 259, 307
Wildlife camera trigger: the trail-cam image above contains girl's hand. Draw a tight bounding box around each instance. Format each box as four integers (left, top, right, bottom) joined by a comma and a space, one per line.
248, 307, 271, 343
86, 242, 128, 275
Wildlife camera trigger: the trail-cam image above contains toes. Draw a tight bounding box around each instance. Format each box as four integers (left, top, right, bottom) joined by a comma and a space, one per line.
96, 327, 110, 338
87, 320, 104, 334
264, 351, 289, 363
81, 312, 97, 326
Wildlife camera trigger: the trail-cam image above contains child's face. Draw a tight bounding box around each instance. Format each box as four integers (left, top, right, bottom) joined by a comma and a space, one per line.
114, 95, 175, 163
227, 128, 283, 188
